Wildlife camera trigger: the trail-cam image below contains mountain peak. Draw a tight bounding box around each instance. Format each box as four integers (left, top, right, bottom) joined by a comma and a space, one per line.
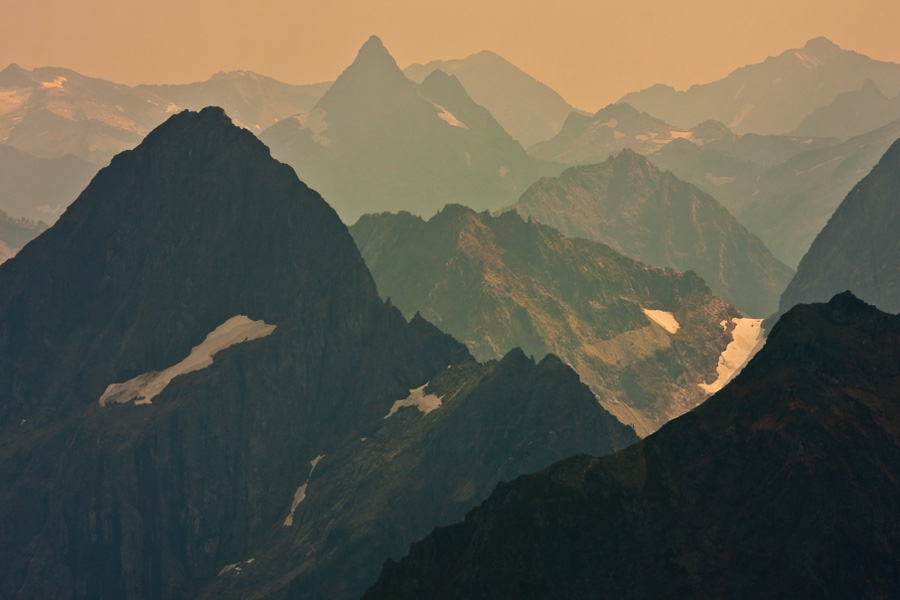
804, 36, 840, 52
314, 34, 410, 115
594, 102, 641, 119
357, 35, 393, 63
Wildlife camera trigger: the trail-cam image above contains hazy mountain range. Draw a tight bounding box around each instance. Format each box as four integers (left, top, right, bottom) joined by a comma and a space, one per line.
794, 78, 900, 139
351, 205, 746, 436
3, 32, 900, 600
510, 150, 794, 316
404, 50, 581, 148
0, 208, 45, 264
260, 36, 559, 222
778, 136, 900, 318
620, 37, 900, 135
653, 116, 900, 266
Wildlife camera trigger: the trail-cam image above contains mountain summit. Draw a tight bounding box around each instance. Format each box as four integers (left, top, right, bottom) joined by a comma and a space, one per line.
510, 150, 794, 316
0, 107, 636, 600
261, 37, 556, 222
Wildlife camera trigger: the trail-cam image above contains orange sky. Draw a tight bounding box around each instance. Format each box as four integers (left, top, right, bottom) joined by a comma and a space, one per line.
4, 0, 900, 110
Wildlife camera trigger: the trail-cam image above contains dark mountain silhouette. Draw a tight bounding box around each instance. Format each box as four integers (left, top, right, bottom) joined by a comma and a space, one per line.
0, 107, 636, 600
365, 292, 900, 600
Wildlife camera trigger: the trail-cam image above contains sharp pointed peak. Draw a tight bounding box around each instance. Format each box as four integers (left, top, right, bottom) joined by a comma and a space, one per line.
357, 35, 393, 61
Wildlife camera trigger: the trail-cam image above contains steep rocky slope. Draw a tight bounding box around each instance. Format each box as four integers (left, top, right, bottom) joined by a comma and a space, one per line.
365, 292, 900, 600
778, 136, 900, 318
351, 205, 745, 436
511, 150, 794, 316
0, 107, 636, 600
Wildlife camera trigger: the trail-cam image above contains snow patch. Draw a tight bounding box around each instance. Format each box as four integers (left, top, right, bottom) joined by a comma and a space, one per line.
283, 484, 307, 527
613, 130, 626, 140
165, 103, 180, 113
384, 383, 444, 419
217, 557, 256, 577
595, 118, 618, 128
699, 318, 765, 395
283, 454, 325, 527
0, 90, 29, 115
642, 309, 680, 334
670, 131, 692, 140
433, 103, 468, 129
793, 51, 822, 68
41, 76, 66, 89
498, 166, 509, 177
99, 316, 276, 407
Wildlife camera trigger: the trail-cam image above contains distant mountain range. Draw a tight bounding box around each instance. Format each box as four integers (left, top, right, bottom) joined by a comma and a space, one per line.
527, 102, 709, 164
137, 71, 329, 134
351, 205, 748, 436
778, 136, 900, 318
261, 36, 559, 223
0, 108, 637, 600
653, 117, 900, 267
0, 208, 44, 264
364, 292, 900, 600
404, 50, 581, 148
0, 63, 325, 165
794, 78, 900, 140
0, 143, 98, 223
620, 37, 900, 135
510, 150, 794, 316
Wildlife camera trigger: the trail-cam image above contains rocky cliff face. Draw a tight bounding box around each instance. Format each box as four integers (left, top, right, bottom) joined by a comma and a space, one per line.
351, 205, 742, 436
778, 136, 900, 318
511, 150, 794, 316
364, 292, 900, 600
0, 107, 637, 600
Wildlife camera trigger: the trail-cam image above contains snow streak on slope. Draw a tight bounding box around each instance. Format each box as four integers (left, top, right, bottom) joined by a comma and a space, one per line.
699, 318, 765, 394
99, 315, 276, 406
385, 383, 444, 418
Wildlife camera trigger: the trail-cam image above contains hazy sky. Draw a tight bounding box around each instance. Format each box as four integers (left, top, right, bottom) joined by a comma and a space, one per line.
4, 0, 900, 109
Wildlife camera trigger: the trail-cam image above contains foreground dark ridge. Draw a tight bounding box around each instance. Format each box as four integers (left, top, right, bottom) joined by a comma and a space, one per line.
0, 107, 637, 600
365, 291, 900, 600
